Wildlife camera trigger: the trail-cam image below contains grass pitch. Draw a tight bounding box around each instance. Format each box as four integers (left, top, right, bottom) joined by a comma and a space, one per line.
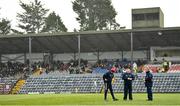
0, 93, 180, 106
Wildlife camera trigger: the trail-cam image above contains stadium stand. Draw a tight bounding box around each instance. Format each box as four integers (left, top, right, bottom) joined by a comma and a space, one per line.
143, 64, 161, 73
19, 73, 180, 94
168, 64, 180, 73
92, 67, 108, 74
0, 62, 27, 78
0, 78, 18, 94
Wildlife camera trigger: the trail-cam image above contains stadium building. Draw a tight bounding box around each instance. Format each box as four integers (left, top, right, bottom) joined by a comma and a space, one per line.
0, 7, 179, 96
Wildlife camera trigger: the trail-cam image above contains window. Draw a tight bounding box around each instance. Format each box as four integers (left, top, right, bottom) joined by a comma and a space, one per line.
133, 14, 145, 21
146, 13, 159, 20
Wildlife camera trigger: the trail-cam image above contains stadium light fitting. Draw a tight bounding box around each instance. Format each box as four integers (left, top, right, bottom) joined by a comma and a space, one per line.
158, 31, 162, 36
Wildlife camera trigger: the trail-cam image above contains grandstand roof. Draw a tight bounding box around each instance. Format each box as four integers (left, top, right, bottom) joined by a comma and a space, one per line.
0, 27, 180, 54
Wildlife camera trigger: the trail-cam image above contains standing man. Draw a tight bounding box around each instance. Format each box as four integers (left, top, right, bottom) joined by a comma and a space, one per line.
144, 66, 153, 101
122, 65, 135, 100
103, 67, 118, 101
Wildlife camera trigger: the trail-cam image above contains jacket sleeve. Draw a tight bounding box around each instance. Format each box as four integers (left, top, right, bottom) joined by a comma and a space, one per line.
103, 73, 107, 81
132, 74, 135, 80
122, 73, 127, 80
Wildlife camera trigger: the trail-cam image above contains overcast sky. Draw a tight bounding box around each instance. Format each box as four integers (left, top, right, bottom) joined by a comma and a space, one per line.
0, 0, 180, 32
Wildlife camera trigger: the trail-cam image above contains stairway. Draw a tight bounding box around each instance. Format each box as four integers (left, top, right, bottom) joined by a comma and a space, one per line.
11, 79, 25, 94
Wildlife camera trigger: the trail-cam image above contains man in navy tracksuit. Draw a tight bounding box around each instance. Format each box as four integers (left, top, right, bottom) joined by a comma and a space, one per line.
122, 65, 135, 100
144, 66, 153, 101
103, 67, 118, 101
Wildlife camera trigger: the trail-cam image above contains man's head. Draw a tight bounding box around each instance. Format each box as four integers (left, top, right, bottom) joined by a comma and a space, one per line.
144, 66, 150, 73
123, 64, 132, 73
126, 68, 131, 73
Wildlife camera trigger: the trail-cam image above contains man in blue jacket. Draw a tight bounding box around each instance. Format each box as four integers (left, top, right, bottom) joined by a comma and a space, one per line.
122, 65, 135, 100
144, 66, 153, 101
103, 67, 118, 101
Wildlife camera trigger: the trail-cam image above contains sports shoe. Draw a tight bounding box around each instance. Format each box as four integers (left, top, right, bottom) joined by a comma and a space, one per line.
113, 98, 119, 101
123, 98, 127, 101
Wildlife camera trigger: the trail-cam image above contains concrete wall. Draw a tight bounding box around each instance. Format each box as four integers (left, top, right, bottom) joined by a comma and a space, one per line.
132, 7, 164, 28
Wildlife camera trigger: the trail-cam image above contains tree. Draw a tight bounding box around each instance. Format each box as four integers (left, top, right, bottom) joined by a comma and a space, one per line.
0, 18, 11, 35
17, 0, 49, 34
72, 0, 120, 31
42, 11, 67, 33
11, 29, 23, 34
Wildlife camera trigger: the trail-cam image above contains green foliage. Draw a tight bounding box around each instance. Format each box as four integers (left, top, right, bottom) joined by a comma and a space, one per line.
11, 29, 23, 34
42, 11, 67, 33
72, 0, 120, 31
17, 0, 49, 34
0, 18, 11, 35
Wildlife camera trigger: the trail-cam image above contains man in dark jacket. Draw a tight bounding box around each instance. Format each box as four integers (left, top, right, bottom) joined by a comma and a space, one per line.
144, 66, 153, 101
122, 65, 135, 100
103, 67, 118, 101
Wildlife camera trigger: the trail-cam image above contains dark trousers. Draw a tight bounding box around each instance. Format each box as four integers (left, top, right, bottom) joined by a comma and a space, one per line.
124, 84, 133, 100
104, 82, 115, 100
147, 86, 153, 100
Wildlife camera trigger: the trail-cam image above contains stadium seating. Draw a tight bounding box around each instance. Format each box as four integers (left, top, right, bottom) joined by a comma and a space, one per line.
0, 78, 18, 94
92, 67, 108, 74
19, 73, 180, 94
144, 64, 180, 73
168, 64, 180, 73
144, 64, 161, 73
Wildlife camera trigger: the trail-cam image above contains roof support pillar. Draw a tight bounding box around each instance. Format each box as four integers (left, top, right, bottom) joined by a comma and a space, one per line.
24, 53, 27, 64
78, 35, 81, 73
49, 53, 54, 70
73, 52, 77, 61
93, 49, 102, 63
146, 49, 150, 61
97, 49, 100, 63
50, 53, 53, 67
28, 37, 32, 74
121, 50, 124, 61
130, 32, 133, 65
0, 54, 1, 63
